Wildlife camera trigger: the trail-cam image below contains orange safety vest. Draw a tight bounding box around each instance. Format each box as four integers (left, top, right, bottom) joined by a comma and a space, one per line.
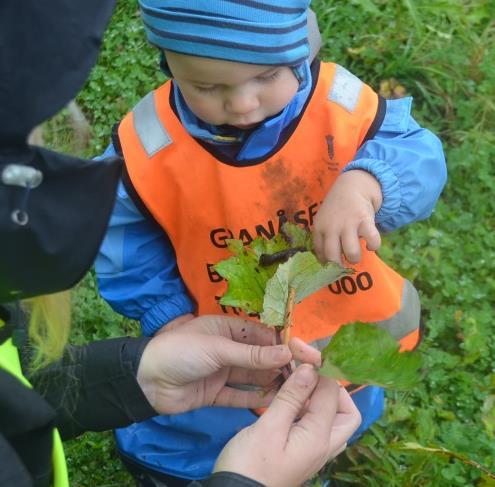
118, 61, 421, 353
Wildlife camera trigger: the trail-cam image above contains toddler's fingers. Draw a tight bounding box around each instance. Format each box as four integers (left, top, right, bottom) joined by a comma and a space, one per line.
313, 230, 325, 263
358, 220, 381, 252
341, 227, 361, 264
323, 233, 343, 266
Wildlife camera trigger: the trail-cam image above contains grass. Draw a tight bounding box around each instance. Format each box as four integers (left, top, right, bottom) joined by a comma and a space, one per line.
42, 0, 495, 485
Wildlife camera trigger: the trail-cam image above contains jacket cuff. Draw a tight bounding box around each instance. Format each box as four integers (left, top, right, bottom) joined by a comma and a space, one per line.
37, 337, 157, 440
196, 471, 265, 487
75, 336, 157, 433
343, 158, 402, 232
141, 293, 195, 336
116, 336, 158, 420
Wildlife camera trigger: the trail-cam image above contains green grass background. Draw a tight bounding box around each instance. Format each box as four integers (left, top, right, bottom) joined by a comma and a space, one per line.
44, 1, 495, 485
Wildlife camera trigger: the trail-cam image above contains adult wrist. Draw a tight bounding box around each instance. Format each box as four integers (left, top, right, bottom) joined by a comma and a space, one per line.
136, 337, 159, 412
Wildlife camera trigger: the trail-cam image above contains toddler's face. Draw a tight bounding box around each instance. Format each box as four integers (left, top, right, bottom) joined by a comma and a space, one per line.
166, 51, 299, 129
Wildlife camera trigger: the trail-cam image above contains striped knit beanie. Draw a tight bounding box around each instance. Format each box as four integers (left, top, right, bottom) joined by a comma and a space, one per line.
138, 0, 312, 66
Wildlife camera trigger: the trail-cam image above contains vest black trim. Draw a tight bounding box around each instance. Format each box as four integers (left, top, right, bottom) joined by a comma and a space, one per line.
122, 164, 161, 226
111, 124, 159, 225
361, 94, 387, 146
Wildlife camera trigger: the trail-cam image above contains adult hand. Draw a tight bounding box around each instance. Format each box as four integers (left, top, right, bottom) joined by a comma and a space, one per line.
313, 169, 382, 265
214, 364, 361, 487
136, 315, 318, 415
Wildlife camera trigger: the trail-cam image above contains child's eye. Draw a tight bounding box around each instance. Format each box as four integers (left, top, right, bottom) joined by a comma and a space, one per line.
194, 85, 217, 94
258, 70, 281, 82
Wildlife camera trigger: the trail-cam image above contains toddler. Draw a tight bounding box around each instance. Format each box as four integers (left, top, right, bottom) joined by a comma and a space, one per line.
96, 1, 446, 484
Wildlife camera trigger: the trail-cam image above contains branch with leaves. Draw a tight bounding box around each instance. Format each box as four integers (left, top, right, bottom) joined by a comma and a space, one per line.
214, 223, 422, 390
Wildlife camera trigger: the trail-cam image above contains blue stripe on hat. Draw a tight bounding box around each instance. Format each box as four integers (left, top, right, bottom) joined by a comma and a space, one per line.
221, 0, 306, 14
142, 0, 308, 20
146, 34, 308, 66
141, 5, 307, 34
139, 0, 311, 66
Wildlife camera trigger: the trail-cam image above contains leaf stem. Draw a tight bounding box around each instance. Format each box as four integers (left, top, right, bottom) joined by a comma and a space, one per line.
282, 286, 296, 345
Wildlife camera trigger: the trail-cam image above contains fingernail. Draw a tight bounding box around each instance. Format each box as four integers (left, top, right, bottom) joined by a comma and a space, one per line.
294, 365, 315, 387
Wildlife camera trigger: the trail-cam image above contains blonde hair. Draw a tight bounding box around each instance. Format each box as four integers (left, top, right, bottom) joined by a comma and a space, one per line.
26, 292, 71, 371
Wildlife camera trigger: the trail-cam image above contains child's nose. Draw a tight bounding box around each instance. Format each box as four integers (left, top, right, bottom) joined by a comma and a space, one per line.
225, 89, 260, 115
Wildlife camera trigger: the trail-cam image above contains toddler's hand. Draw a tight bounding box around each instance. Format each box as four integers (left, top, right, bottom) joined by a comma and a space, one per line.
313, 170, 383, 265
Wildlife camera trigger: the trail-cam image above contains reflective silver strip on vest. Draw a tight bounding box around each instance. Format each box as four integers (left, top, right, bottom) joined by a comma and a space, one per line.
328, 65, 363, 113
375, 279, 420, 341
132, 91, 172, 157
309, 279, 420, 351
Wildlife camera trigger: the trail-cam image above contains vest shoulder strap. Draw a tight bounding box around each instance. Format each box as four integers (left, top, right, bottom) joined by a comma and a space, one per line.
132, 90, 173, 158
327, 64, 364, 113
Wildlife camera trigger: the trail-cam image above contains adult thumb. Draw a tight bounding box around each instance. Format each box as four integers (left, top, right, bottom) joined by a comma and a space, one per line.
258, 364, 318, 434
211, 337, 291, 370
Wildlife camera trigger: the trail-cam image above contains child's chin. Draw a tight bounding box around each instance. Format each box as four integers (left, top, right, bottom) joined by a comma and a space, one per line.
232, 122, 260, 130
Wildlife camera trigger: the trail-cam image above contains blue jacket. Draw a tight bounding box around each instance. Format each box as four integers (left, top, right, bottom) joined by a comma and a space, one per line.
95, 96, 446, 479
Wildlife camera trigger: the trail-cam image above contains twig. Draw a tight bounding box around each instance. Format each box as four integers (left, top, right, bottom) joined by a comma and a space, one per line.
398, 443, 495, 480
282, 287, 296, 345
261, 344, 292, 394
261, 287, 297, 393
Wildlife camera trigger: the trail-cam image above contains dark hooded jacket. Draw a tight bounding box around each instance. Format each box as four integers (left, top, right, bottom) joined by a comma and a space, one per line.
0, 1, 262, 485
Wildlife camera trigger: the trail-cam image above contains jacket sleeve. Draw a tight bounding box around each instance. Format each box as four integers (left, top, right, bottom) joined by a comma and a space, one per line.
95, 144, 195, 336
343, 97, 447, 233
30, 337, 157, 440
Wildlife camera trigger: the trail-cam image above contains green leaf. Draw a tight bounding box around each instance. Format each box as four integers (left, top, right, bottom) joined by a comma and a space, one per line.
250, 234, 290, 258
280, 222, 313, 250
214, 224, 340, 319
214, 240, 274, 313
319, 323, 422, 389
261, 252, 351, 326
